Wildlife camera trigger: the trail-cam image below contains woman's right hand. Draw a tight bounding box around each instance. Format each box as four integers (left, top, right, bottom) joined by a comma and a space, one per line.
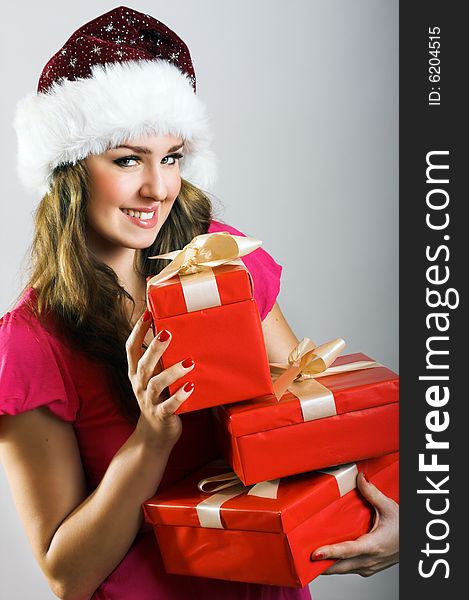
126, 309, 195, 450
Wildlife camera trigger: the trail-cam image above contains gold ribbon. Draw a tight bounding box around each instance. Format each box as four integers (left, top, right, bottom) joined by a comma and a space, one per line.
317, 463, 359, 497
271, 337, 346, 400
196, 471, 280, 529
271, 338, 381, 421
147, 232, 262, 287
195, 464, 359, 529
146, 232, 261, 313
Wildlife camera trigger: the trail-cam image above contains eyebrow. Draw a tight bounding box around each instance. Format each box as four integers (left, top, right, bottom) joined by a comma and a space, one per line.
113, 142, 184, 154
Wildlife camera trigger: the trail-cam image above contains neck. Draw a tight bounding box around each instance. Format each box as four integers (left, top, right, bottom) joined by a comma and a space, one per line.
87, 236, 147, 322
110, 249, 148, 323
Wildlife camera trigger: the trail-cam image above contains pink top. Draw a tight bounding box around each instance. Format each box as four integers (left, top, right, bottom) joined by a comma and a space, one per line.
0, 221, 311, 600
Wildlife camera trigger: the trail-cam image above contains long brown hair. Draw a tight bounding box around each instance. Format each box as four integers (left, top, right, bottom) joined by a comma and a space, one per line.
25, 160, 213, 420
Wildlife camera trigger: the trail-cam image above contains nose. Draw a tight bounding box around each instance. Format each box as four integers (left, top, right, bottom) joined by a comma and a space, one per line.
139, 164, 168, 201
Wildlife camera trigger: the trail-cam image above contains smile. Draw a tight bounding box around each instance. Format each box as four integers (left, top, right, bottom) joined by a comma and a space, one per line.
121, 208, 155, 220
120, 206, 159, 229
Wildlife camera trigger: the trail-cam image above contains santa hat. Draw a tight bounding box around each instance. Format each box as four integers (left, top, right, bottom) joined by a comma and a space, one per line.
14, 6, 216, 195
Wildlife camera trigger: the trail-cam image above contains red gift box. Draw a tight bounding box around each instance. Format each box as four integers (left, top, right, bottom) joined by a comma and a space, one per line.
147, 262, 273, 413
143, 453, 399, 587
213, 352, 399, 484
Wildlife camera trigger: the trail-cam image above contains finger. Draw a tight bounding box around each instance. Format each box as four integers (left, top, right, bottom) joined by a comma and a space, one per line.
322, 556, 377, 576
146, 357, 195, 401
357, 472, 397, 515
156, 382, 195, 418
311, 534, 373, 561
126, 310, 153, 375
136, 329, 172, 384
152, 357, 195, 399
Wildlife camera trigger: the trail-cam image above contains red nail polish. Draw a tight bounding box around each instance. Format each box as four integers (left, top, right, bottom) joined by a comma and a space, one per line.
313, 552, 325, 560
141, 310, 152, 322
156, 329, 170, 342
182, 357, 195, 369
362, 472, 369, 483
183, 381, 195, 393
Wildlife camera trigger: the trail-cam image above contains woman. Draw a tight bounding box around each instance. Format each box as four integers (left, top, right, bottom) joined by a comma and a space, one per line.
0, 7, 398, 599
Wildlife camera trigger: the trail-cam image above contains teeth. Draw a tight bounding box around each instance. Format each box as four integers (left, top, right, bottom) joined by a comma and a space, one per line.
122, 209, 155, 220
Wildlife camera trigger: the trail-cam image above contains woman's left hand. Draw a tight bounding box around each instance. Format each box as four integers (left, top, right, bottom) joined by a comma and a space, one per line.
311, 472, 399, 577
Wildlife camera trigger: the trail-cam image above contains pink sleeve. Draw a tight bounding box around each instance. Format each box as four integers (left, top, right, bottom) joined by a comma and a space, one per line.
0, 311, 79, 422
208, 220, 282, 320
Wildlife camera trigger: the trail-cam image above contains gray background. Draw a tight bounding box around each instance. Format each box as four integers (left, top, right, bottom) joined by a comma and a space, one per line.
0, 1, 398, 598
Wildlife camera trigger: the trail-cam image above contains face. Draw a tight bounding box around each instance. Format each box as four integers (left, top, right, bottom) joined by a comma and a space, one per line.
84, 133, 183, 258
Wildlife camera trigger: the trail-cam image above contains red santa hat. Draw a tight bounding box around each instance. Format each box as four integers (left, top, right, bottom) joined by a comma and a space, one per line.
14, 6, 216, 195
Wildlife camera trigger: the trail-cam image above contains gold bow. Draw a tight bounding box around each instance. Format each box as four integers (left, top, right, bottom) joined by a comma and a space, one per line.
195, 465, 360, 529
272, 337, 346, 399
196, 471, 280, 529
147, 232, 262, 288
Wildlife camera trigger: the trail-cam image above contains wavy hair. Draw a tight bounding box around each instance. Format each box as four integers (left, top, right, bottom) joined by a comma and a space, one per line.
24, 160, 213, 420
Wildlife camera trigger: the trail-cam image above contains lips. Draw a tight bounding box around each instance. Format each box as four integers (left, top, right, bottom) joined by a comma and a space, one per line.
120, 206, 159, 229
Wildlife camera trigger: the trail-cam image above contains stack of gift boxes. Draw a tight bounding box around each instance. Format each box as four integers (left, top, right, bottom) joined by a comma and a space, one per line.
142, 233, 399, 588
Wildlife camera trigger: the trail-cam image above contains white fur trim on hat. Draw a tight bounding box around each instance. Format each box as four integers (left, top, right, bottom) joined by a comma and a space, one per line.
14, 60, 217, 195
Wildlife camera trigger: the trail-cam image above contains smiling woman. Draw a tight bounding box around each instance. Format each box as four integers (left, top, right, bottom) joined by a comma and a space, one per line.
0, 4, 398, 600
0, 7, 310, 599
85, 134, 184, 254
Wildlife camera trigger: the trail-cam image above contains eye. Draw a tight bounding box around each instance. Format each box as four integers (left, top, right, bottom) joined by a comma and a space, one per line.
113, 155, 140, 168
161, 152, 184, 166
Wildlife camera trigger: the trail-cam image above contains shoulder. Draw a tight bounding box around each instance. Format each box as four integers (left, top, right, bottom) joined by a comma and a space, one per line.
1, 289, 43, 345
208, 220, 246, 237
0, 289, 79, 422
208, 220, 281, 272
0, 288, 58, 354
209, 220, 282, 320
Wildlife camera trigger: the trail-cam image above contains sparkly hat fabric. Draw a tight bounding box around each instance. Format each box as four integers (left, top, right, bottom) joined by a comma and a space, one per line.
14, 6, 216, 194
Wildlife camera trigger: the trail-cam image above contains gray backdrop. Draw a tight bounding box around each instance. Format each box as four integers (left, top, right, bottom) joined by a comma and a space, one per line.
0, 1, 398, 598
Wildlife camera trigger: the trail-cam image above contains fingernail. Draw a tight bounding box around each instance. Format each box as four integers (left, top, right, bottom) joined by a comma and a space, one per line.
362, 472, 369, 483
312, 552, 325, 560
183, 381, 195, 393
182, 357, 195, 369
141, 310, 152, 322
156, 329, 170, 342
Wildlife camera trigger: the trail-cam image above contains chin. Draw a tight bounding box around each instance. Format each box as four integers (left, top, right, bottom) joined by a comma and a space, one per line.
124, 239, 157, 251
124, 233, 160, 250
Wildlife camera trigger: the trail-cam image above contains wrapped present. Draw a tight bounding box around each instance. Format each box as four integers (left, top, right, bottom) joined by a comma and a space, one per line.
146, 232, 273, 413
213, 339, 399, 484
143, 453, 399, 587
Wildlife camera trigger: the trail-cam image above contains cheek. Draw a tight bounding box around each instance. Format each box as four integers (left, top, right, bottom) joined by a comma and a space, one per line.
169, 174, 182, 200
160, 198, 177, 224
87, 197, 115, 224
161, 176, 182, 213
94, 178, 128, 207
88, 162, 131, 209
87, 184, 127, 222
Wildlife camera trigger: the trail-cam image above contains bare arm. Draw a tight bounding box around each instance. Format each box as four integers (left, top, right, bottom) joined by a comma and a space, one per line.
0, 312, 195, 600
262, 302, 300, 362
0, 409, 171, 600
